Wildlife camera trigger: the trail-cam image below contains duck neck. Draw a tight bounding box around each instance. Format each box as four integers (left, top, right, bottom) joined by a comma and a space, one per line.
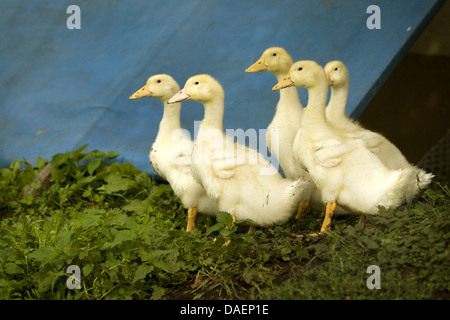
201, 98, 224, 132
158, 100, 182, 139
326, 82, 349, 122
303, 80, 328, 125
272, 72, 303, 124
277, 72, 302, 108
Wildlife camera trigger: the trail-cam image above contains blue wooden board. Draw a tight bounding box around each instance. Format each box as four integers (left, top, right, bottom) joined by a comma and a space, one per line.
0, 0, 445, 175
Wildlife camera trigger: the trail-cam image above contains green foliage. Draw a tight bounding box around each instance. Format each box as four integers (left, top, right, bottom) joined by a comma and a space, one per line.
0, 146, 308, 299
260, 183, 450, 300
0, 146, 185, 299
0, 146, 448, 300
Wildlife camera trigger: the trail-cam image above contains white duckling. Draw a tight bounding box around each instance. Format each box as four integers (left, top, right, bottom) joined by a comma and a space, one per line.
245, 47, 304, 176
324, 60, 433, 193
245, 47, 314, 218
168, 74, 309, 227
273, 61, 420, 233
129, 74, 217, 232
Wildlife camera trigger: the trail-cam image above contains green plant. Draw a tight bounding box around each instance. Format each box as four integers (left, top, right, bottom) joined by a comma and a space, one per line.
0, 146, 448, 300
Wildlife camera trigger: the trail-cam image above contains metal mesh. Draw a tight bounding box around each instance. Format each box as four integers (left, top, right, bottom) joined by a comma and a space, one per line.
418, 128, 450, 183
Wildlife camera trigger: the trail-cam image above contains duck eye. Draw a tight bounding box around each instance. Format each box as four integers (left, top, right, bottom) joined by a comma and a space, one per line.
272, 53, 277, 56
195, 81, 199, 85
157, 79, 161, 83
334, 67, 338, 71
297, 66, 303, 71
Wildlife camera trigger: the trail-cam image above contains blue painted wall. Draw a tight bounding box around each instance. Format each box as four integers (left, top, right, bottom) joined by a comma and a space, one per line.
0, 0, 444, 174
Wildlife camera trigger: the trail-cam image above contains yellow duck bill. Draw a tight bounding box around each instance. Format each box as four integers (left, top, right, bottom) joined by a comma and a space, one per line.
272, 76, 294, 91
245, 56, 268, 72
129, 85, 152, 99
168, 88, 191, 104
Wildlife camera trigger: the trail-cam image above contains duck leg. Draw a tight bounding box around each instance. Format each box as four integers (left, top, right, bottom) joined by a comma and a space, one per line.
320, 202, 336, 233
295, 201, 310, 220
224, 215, 237, 246
299, 202, 337, 238
186, 207, 198, 232
359, 214, 366, 230
228, 215, 257, 234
